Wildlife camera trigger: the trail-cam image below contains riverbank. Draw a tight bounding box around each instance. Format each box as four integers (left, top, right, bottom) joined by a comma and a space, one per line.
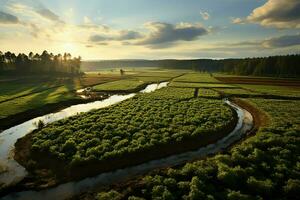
0, 80, 165, 131
12, 105, 237, 192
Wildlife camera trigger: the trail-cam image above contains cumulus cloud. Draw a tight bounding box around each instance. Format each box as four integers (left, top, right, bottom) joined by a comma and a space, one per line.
231, 17, 245, 24
263, 34, 300, 48
234, 0, 300, 28
89, 22, 209, 48
0, 11, 19, 24
136, 22, 208, 47
200, 11, 210, 20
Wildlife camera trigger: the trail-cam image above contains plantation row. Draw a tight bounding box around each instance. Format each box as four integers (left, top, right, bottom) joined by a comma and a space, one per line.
31, 87, 235, 164
96, 99, 300, 200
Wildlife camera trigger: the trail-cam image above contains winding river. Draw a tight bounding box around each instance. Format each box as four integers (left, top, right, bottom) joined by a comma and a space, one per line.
0, 83, 253, 200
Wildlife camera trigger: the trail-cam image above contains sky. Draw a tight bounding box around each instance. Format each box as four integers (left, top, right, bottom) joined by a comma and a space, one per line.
0, 0, 299, 60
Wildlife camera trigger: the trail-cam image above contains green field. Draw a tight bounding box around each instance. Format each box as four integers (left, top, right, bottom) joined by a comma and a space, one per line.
93, 79, 146, 91
169, 81, 237, 88
214, 88, 262, 96
0, 79, 66, 103
0, 74, 122, 122
0, 86, 76, 120
96, 98, 300, 200
173, 73, 220, 83
197, 88, 220, 98
30, 87, 234, 165
134, 71, 184, 78
237, 84, 300, 97
134, 76, 171, 82
93, 71, 185, 91
1, 69, 299, 199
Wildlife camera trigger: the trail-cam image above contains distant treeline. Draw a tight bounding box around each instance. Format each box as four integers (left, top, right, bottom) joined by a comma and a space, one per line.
0, 50, 81, 75
82, 55, 300, 77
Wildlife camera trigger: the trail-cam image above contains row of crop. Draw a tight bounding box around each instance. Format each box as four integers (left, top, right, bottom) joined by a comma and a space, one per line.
31, 87, 234, 165
96, 99, 300, 200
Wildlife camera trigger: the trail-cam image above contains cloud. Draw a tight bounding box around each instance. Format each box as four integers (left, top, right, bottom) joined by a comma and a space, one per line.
136, 22, 208, 47
36, 8, 62, 22
89, 35, 108, 42
200, 11, 210, 20
231, 17, 245, 24
6, 1, 64, 25
263, 34, 300, 48
223, 41, 261, 47
88, 22, 209, 49
28, 23, 40, 38
79, 16, 109, 31
118, 30, 142, 40
234, 0, 300, 28
89, 30, 142, 42
0, 11, 19, 24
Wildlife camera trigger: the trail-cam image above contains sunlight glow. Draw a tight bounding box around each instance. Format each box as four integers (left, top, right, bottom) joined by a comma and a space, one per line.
62, 42, 76, 53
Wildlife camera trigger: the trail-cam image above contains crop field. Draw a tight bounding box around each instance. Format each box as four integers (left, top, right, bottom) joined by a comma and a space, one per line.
134, 71, 184, 78
1, 0, 300, 198
237, 84, 300, 97
92, 71, 184, 92
197, 88, 220, 98
1, 70, 299, 199
93, 79, 146, 91
169, 81, 237, 88
95, 98, 300, 200
133, 76, 171, 82
30, 87, 234, 166
173, 73, 220, 83
215, 76, 300, 86
141, 87, 195, 100
78, 74, 122, 87
214, 88, 262, 96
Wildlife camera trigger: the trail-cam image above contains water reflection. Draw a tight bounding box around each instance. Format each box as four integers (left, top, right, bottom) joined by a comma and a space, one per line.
140, 82, 168, 93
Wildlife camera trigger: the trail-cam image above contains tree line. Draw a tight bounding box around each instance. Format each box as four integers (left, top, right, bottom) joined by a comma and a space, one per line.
82, 54, 300, 77
216, 55, 300, 77
0, 50, 81, 75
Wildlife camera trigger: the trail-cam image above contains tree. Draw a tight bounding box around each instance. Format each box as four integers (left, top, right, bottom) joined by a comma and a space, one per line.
0, 50, 82, 75
120, 69, 125, 76
0, 51, 4, 72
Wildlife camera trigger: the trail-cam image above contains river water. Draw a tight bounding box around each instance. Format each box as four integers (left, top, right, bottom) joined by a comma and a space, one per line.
0, 82, 168, 188
0, 84, 253, 200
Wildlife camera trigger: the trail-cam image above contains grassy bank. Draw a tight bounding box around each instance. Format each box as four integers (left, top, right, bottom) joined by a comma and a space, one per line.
0, 74, 122, 129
